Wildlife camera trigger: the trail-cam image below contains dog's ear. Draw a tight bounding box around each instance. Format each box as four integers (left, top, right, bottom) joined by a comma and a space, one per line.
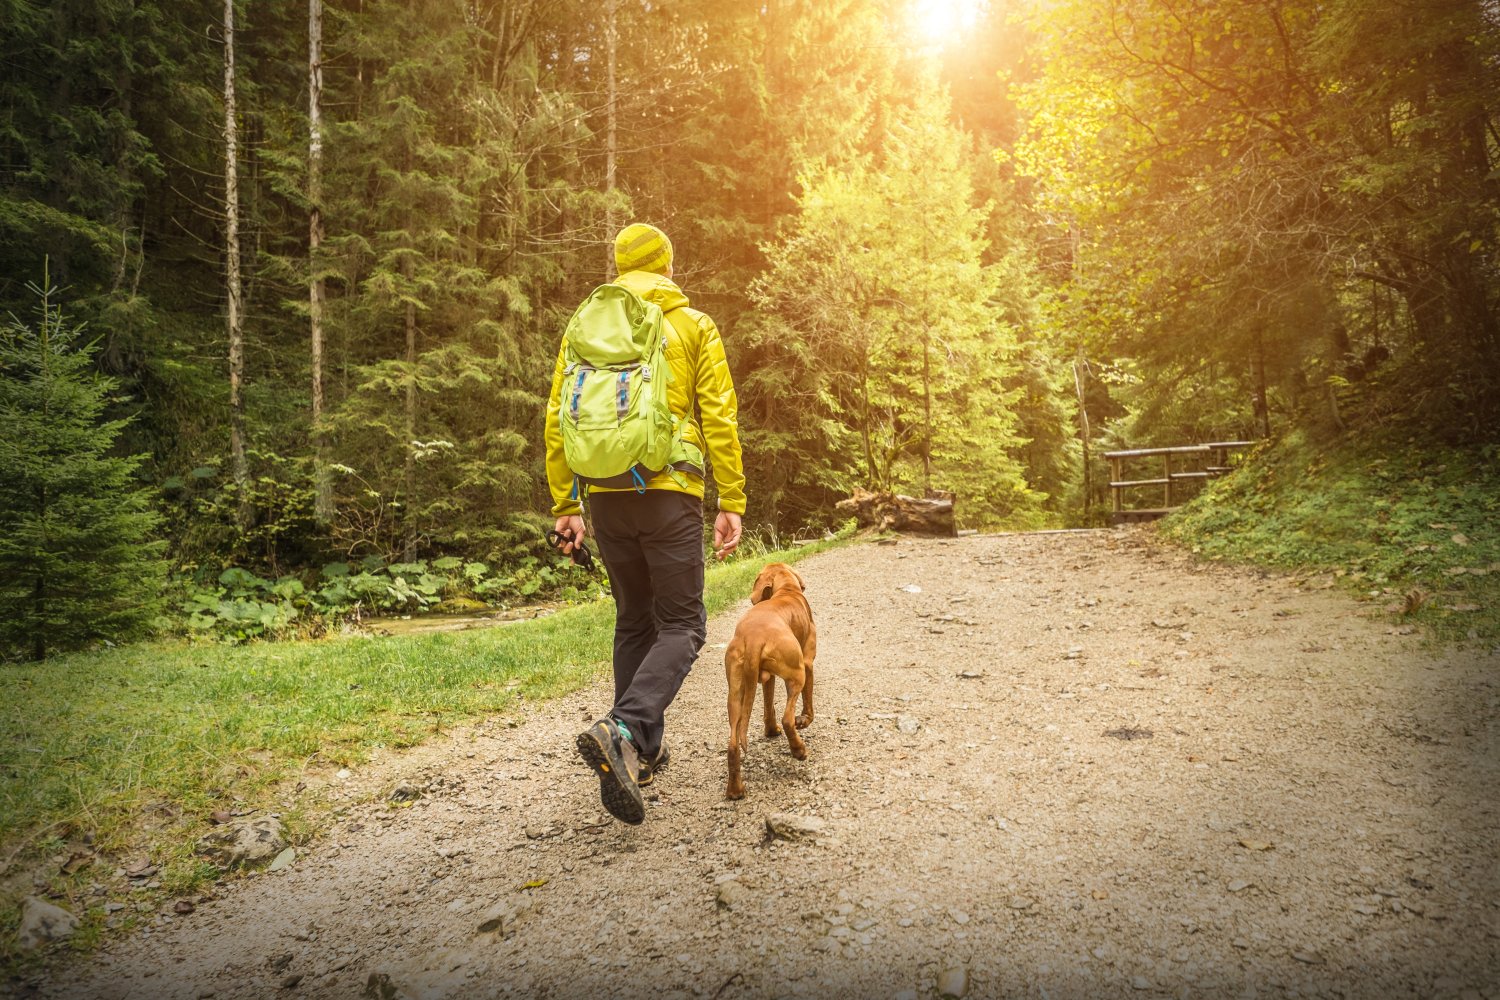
750, 575, 772, 604
793, 570, 806, 593
758, 584, 774, 603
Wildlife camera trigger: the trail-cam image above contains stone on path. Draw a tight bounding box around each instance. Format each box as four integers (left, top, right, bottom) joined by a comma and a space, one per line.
18, 897, 79, 950
765, 813, 827, 841
716, 879, 750, 911
937, 965, 969, 998
195, 816, 287, 870
896, 714, 921, 734
476, 895, 534, 938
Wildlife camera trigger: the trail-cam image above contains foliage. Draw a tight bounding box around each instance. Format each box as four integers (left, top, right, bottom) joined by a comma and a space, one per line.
1162, 428, 1500, 645
0, 279, 167, 660
1007, 0, 1500, 450
751, 70, 1045, 529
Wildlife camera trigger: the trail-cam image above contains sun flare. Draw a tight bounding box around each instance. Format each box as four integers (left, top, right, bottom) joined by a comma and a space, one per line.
906, 0, 985, 48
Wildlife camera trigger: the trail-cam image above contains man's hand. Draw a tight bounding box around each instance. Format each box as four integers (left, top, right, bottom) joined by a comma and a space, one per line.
553, 514, 587, 555
713, 511, 742, 561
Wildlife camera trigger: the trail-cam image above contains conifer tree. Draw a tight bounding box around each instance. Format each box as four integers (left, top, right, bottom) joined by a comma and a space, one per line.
0, 277, 167, 660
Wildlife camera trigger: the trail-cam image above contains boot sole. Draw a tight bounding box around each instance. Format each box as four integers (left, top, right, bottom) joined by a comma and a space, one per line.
576, 728, 645, 825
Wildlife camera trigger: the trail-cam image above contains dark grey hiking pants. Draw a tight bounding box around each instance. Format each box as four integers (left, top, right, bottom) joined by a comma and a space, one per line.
588, 489, 707, 760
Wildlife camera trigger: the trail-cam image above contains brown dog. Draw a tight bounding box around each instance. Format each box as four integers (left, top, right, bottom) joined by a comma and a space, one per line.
724, 562, 817, 799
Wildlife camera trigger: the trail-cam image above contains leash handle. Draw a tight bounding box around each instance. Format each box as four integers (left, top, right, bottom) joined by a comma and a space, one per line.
546, 529, 595, 570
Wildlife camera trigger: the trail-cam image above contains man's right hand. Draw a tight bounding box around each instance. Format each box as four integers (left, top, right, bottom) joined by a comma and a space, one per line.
553, 514, 587, 555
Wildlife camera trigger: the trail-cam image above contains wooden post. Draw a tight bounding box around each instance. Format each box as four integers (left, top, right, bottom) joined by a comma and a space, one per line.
1163, 451, 1173, 508
1110, 456, 1122, 514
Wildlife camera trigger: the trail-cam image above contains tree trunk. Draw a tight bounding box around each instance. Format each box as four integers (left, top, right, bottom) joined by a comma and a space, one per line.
604, 0, 618, 277
224, 0, 249, 526
309, 0, 331, 524
402, 251, 417, 559
1252, 329, 1270, 439
835, 488, 956, 537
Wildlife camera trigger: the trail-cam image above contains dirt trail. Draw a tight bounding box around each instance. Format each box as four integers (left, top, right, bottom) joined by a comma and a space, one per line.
32, 530, 1500, 999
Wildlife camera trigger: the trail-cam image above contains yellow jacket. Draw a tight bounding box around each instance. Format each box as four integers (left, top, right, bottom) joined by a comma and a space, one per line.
545, 270, 746, 517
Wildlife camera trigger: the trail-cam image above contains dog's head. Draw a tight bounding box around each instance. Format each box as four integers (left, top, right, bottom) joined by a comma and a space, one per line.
750, 562, 805, 605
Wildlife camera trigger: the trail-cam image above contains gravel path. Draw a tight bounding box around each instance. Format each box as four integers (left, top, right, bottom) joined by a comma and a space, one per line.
33, 531, 1500, 999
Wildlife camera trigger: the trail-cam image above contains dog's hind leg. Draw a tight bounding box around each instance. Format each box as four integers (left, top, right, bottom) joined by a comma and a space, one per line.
795, 631, 817, 730
781, 669, 808, 761
762, 673, 780, 739
796, 661, 814, 731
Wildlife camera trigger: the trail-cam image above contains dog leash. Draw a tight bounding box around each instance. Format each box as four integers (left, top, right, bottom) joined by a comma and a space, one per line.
546, 528, 596, 571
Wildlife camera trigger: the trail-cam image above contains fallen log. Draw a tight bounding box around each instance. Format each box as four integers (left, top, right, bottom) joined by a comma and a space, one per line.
835, 488, 956, 537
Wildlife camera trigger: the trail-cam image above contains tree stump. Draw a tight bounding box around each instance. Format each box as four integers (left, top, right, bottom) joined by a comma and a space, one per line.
835, 488, 957, 537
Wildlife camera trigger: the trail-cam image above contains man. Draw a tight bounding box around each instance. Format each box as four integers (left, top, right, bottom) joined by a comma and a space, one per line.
544, 222, 746, 824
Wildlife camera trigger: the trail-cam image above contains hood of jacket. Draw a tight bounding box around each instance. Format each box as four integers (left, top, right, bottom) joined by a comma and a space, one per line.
614, 269, 690, 314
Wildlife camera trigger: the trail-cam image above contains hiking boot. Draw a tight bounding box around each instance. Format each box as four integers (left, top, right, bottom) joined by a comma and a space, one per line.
637, 744, 671, 788
576, 717, 645, 825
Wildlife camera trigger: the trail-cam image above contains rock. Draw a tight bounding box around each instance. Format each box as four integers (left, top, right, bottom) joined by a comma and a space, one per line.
937, 965, 969, 998
1007, 896, 1034, 910
1131, 976, 1151, 990
280, 973, 304, 989
1226, 879, 1252, 892
267, 847, 296, 872
957, 669, 984, 680
896, 714, 921, 735
196, 816, 287, 870
476, 895, 534, 938
363, 974, 408, 1000
388, 781, 423, 803
765, 813, 827, 841
716, 880, 750, 911
18, 897, 79, 949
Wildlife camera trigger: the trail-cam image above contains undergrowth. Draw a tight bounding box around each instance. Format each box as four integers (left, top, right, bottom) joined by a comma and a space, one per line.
1161, 428, 1500, 646
0, 528, 853, 970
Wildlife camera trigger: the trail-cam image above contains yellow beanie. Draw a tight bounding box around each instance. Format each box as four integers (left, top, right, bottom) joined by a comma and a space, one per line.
614, 223, 673, 276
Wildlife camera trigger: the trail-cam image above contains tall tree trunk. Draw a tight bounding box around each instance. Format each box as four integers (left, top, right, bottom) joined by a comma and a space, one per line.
604, 0, 618, 277
402, 252, 417, 559
921, 329, 932, 494
224, 0, 249, 526
1073, 358, 1091, 519
1253, 329, 1271, 439
309, 0, 332, 524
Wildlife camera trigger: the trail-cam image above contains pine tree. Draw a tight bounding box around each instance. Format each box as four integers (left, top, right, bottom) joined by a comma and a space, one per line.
0, 277, 167, 660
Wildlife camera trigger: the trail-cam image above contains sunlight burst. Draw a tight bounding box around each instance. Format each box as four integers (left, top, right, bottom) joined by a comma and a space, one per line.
907, 0, 985, 49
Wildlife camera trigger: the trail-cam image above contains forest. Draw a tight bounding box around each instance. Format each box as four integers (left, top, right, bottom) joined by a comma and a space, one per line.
2, 0, 1497, 659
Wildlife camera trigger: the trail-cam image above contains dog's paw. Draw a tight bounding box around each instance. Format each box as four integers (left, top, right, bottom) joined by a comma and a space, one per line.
790, 744, 808, 761
764, 726, 782, 739
725, 784, 744, 800
795, 715, 813, 730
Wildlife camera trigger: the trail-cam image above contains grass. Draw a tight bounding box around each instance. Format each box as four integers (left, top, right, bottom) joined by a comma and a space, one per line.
0, 531, 852, 967
1160, 427, 1500, 646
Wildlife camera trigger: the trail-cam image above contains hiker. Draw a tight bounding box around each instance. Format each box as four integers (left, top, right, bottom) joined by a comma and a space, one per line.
544, 222, 746, 824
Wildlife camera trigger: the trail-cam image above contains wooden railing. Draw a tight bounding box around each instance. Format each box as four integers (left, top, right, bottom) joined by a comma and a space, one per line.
1103, 441, 1256, 524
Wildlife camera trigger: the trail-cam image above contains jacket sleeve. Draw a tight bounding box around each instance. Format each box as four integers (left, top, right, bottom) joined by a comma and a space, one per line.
543, 338, 581, 518
693, 313, 747, 514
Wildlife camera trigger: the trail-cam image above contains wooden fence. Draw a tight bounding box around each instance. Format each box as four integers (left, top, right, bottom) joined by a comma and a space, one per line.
1103, 441, 1256, 524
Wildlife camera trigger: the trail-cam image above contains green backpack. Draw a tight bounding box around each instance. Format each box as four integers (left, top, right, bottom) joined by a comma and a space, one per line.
558, 284, 686, 494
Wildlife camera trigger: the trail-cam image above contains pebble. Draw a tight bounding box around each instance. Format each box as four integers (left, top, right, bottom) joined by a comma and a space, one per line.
1131, 976, 1151, 990
716, 880, 750, 911
937, 965, 969, 998
897, 715, 921, 734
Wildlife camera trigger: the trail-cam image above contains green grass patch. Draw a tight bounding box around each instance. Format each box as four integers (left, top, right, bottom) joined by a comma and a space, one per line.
1161, 428, 1500, 645
0, 531, 851, 966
